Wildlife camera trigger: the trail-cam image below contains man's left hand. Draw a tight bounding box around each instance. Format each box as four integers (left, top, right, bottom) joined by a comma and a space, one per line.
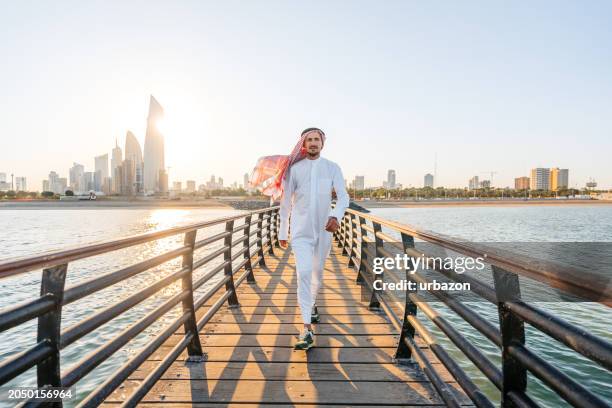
325, 216, 339, 233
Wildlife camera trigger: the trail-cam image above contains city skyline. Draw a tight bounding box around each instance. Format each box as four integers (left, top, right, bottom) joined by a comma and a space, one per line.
1, 2, 611, 191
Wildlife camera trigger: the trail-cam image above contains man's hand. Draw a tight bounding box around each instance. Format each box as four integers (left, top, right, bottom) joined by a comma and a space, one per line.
325, 216, 339, 233
279, 240, 289, 249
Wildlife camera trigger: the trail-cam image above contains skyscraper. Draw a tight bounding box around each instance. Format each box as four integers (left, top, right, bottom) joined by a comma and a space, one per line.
95, 154, 109, 191
550, 168, 569, 191
69, 163, 85, 193
143, 95, 165, 193
15, 177, 27, 191
125, 131, 144, 194
387, 170, 396, 189
354, 176, 365, 190
469, 176, 479, 190
424, 173, 434, 188
515, 177, 530, 190
111, 140, 122, 176
530, 168, 551, 190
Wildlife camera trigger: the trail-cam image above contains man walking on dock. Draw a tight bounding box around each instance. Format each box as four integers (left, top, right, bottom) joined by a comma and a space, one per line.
275, 128, 350, 350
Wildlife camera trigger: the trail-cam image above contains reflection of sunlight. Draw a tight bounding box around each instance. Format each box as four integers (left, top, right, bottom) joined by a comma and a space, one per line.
149, 209, 188, 231
143, 210, 191, 267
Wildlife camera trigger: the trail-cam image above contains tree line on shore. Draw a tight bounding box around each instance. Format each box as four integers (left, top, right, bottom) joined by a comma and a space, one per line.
0, 186, 599, 201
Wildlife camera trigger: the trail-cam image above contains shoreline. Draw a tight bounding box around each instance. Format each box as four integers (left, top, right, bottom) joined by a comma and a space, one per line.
1, 198, 610, 209
0, 199, 235, 210
357, 199, 612, 208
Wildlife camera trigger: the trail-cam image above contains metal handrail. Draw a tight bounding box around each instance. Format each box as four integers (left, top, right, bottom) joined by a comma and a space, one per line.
0, 206, 280, 407
334, 207, 612, 408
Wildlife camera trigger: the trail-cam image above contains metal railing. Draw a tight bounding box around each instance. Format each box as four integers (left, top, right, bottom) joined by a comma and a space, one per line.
0, 206, 280, 407
333, 208, 612, 408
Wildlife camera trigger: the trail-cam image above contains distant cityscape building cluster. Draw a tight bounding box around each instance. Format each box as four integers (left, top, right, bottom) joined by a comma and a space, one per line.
512, 167, 569, 191
38, 96, 168, 196
0, 173, 27, 192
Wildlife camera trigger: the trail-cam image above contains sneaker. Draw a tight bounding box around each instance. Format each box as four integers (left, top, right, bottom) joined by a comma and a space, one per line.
294, 329, 315, 350
310, 304, 320, 323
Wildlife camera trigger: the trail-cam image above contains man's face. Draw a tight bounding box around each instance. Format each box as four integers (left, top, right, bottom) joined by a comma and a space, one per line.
303, 131, 323, 156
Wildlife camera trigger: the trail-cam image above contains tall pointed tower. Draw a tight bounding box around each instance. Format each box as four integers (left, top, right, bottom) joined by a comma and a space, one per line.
143, 95, 165, 193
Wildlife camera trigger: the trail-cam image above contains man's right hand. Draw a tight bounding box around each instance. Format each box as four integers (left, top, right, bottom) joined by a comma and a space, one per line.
279, 240, 289, 249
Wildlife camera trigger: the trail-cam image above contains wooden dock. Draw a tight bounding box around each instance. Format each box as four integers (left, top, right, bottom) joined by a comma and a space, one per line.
103, 244, 469, 407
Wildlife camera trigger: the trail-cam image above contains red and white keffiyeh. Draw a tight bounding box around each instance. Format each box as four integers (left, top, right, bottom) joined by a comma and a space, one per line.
248, 129, 326, 202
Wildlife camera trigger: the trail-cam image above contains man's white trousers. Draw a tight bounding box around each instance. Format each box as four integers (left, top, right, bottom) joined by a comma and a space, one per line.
291, 232, 333, 325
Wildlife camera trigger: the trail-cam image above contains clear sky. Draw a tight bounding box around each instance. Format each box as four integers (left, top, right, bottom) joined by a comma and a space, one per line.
1, 0, 611, 191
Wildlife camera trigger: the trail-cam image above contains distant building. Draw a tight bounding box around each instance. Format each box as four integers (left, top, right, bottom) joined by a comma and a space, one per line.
387, 170, 396, 189
550, 168, 569, 191
530, 168, 551, 190
111, 140, 123, 189
94, 154, 109, 191
186, 180, 196, 193
121, 159, 134, 196
424, 173, 434, 188
69, 163, 85, 193
113, 165, 123, 194
244, 173, 250, 191
480, 180, 491, 189
84, 172, 95, 191
46, 171, 67, 194
172, 181, 182, 192
125, 131, 143, 194
143, 96, 165, 193
515, 177, 530, 190
469, 176, 479, 190
353, 176, 365, 190
0, 173, 8, 191
158, 169, 168, 194
15, 177, 26, 191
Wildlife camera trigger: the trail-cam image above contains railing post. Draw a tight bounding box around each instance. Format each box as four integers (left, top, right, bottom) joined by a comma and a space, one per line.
37, 263, 68, 398
266, 210, 274, 255
181, 230, 204, 359
224, 220, 240, 308
273, 209, 281, 247
347, 213, 357, 268
336, 215, 345, 249
341, 215, 349, 251
356, 216, 367, 284
395, 232, 417, 361
256, 212, 266, 266
492, 265, 527, 407
368, 222, 383, 310
243, 214, 256, 283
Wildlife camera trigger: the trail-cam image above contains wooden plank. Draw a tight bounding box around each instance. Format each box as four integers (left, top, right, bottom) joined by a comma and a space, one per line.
147, 345, 440, 363
236, 287, 364, 294
202, 298, 372, 307
163, 333, 400, 348
212, 306, 378, 315
128, 360, 438, 382
179, 322, 395, 335
233, 293, 365, 300
110, 404, 454, 408
104, 378, 451, 405
209, 312, 389, 324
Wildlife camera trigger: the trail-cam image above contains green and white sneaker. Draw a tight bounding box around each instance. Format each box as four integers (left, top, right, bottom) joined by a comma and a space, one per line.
294, 329, 315, 350
310, 304, 320, 323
